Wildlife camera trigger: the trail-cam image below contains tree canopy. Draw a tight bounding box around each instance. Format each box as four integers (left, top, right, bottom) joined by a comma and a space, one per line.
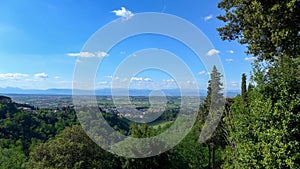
217, 0, 299, 62
27, 125, 119, 169
218, 0, 300, 168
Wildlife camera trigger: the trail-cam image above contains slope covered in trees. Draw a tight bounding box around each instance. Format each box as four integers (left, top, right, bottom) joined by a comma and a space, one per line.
0, 94, 217, 169
0, 64, 227, 169
218, 0, 300, 168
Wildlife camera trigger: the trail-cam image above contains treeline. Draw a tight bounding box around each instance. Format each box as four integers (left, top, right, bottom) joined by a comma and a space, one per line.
0, 100, 79, 156
1, 60, 299, 169
0, 65, 229, 169
0, 95, 214, 168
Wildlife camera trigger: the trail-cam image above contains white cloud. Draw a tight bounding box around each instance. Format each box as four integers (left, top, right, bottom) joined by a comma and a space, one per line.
163, 79, 175, 82
121, 77, 156, 89
161, 79, 177, 89
245, 57, 255, 61
231, 82, 238, 87
130, 77, 153, 82
204, 14, 213, 21
104, 75, 113, 79
98, 81, 109, 85
225, 58, 234, 62
144, 78, 152, 82
96, 81, 111, 88
0, 73, 29, 80
198, 71, 209, 75
131, 77, 143, 81
206, 49, 220, 56
54, 76, 60, 79
67, 53, 80, 57
97, 51, 108, 57
120, 78, 128, 82
227, 50, 234, 54
67, 51, 108, 58
112, 7, 134, 20
34, 72, 48, 78
186, 80, 196, 85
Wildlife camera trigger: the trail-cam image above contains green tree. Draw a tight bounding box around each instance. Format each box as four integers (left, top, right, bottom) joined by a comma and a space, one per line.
199, 66, 225, 168
27, 125, 119, 169
116, 123, 171, 169
218, 0, 300, 168
247, 83, 254, 92
217, 0, 299, 62
241, 73, 247, 100
0, 147, 27, 169
173, 120, 210, 169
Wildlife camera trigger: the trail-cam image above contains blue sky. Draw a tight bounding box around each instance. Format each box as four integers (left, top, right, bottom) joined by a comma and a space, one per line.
0, 0, 254, 90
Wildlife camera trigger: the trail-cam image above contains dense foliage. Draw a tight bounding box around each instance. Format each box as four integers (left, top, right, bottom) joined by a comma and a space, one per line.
217, 0, 299, 62
218, 0, 300, 168
27, 125, 120, 169
0, 96, 212, 169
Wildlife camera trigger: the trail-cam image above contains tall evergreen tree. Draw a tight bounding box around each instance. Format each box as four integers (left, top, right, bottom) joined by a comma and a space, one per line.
241, 73, 247, 100
247, 83, 254, 92
199, 65, 225, 168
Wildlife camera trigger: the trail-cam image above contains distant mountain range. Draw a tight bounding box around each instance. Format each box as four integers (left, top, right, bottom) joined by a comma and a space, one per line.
0, 87, 239, 97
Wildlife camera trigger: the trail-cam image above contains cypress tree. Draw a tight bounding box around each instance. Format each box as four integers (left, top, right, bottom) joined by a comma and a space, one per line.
241, 73, 247, 100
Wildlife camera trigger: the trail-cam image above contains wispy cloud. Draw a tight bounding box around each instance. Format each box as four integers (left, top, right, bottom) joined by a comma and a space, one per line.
110, 77, 155, 89
163, 79, 175, 82
34, 72, 48, 79
245, 57, 255, 61
231, 82, 238, 87
207, 49, 220, 56
97, 51, 109, 57
112, 7, 134, 20
67, 53, 81, 57
162, 79, 177, 88
225, 58, 234, 62
98, 81, 109, 85
120, 78, 128, 82
186, 80, 195, 85
204, 14, 213, 21
198, 71, 209, 75
67, 51, 108, 58
130, 77, 152, 82
0, 73, 29, 80
227, 50, 234, 54
104, 75, 113, 79
144, 78, 152, 82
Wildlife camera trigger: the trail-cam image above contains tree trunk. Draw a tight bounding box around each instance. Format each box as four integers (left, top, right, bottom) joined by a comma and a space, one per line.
212, 144, 215, 169
208, 144, 211, 168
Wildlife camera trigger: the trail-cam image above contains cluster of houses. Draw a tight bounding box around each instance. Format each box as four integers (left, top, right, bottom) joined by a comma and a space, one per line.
99, 106, 165, 120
